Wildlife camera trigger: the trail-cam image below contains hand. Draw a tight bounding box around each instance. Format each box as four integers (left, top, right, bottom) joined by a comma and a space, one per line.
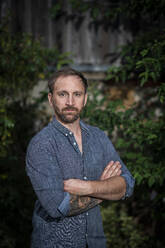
64, 179, 90, 196
100, 161, 122, 180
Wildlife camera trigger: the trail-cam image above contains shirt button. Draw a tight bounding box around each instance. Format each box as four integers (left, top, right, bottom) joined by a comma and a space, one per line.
65, 133, 68, 136
84, 176, 87, 180
86, 212, 88, 216
69, 131, 72, 135
73, 142, 76, 146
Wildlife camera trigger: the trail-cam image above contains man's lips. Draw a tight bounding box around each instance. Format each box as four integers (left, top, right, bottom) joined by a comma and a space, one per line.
63, 108, 78, 112
65, 109, 75, 112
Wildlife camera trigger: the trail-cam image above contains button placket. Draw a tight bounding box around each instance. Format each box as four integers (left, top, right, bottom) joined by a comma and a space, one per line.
68, 134, 80, 154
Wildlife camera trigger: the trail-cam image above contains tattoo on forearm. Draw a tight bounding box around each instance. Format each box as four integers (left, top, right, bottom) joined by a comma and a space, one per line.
68, 194, 101, 216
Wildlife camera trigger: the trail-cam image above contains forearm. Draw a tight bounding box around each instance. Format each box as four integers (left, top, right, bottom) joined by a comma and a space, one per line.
67, 194, 102, 217
64, 176, 126, 202
88, 176, 126, 200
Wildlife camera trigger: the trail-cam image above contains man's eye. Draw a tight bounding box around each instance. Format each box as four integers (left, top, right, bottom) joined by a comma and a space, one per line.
75, 93, 81, 97
58, 92, 66, 97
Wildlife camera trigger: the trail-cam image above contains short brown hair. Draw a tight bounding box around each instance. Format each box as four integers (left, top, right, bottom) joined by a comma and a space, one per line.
48, 68, 88, 94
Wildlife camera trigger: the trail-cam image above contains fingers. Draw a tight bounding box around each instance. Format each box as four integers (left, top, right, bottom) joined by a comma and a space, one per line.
100, 161, 114, 179
100, 161, 122, 180
111, 161, 122, 177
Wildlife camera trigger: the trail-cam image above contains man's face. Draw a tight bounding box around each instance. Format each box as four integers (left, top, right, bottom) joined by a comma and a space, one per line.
48, 75, 87, 124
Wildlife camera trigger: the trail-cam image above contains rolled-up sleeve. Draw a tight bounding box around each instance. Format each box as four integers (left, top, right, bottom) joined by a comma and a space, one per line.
99, 130, 135, 198
26, 139, 70, 219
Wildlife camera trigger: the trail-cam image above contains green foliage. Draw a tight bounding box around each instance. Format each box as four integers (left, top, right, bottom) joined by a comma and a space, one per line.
117, 117, 165, 187
0, 18, 71, 158
0, 99, 14, 158
82, 85, 165, 247
0, 20, 72, 100
0, 29, 44, 98
101, 203, 149, 248
50, 0, 95, 19
50, 2, 62, 18
82, 87, 122, 134
158, 83, 165, 103
50, 0, 165, 29
69, 0, 90, 13
106, 32, 165, 87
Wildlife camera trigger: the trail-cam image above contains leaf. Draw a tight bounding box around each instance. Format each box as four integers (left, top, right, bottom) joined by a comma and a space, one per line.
126, 152, 137, 159
91, 7, 99, 19
148, 176, 155, 187
147, 134, 157, 140
140, 49, 148, 57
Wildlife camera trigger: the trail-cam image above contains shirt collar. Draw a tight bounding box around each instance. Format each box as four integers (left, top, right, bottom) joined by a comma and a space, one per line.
80, 120, 89, 134
51, 116, 90, 136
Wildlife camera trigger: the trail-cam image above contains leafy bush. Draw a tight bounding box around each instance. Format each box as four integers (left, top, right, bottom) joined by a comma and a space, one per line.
106, 32, 165, 87
82, 85, 165, 247
101, 203, 148, 248
0, 99, 14, 158
0, 17, 72, 157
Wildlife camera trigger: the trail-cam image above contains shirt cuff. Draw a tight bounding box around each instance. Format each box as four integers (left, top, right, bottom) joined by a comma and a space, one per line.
120, 174, 135, 200
57, 192, 70, 216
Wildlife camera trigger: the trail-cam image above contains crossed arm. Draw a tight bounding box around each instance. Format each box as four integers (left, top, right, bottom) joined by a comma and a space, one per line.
26, 141, 129, 219
65, 161, 126, 216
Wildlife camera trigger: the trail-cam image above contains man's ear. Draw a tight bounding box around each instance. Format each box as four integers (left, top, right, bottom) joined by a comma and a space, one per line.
48, 93, 53, 107
84, 93, 88, 106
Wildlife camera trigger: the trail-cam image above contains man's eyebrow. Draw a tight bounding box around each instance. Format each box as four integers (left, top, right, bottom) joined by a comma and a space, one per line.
57, 90, 84, 93
57, 90, 68, 93
74, 91, 83, 93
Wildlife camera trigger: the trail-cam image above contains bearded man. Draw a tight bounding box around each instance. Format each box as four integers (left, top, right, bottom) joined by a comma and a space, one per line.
26, 68, 135, 248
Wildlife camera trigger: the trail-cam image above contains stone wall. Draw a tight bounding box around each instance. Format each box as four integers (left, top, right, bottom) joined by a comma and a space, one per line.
0, 0, 132, 71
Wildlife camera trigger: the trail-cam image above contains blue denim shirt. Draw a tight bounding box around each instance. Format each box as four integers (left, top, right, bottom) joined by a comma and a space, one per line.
26, 117, 135, 248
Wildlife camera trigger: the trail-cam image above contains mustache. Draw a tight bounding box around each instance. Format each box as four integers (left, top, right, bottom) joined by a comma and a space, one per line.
62, 107, 79, 111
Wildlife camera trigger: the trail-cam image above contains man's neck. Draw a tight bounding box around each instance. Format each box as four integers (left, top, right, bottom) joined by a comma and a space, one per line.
56, 117, 81, 136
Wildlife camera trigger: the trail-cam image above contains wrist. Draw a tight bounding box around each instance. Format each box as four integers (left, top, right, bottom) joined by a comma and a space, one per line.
87, 180, 101, 195
85, 180, 95, 195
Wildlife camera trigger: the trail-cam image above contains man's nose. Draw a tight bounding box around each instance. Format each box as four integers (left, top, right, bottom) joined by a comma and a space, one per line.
66, 94, 74, 105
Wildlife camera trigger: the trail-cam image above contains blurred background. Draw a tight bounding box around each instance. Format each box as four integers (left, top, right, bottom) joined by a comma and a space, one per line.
0, 0, 165, 247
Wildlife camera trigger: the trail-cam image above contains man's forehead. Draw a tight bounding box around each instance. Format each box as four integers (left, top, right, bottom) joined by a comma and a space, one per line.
55, 75, 82, 82
54, 75, 85, 90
